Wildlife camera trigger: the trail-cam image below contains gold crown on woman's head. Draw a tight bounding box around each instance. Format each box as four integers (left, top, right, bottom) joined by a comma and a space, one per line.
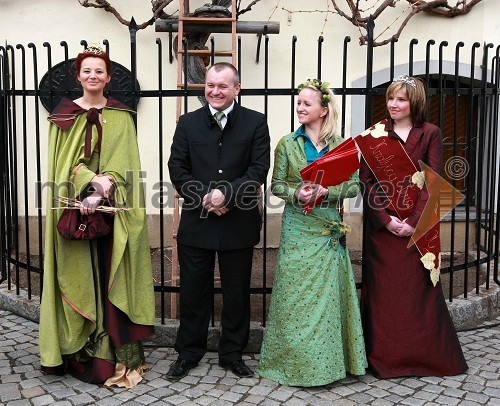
393, 75, 416, 89
84, 43, 105, 56
298, 79, 331, 106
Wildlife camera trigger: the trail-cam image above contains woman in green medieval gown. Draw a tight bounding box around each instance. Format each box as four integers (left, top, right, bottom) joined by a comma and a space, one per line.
257, 79, 367, 386
39, 45, 155, 387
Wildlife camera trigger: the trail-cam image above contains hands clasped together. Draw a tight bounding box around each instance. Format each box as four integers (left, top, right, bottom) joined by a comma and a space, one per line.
202, 189, 228, 216
79, 174, 115, 215
294, 181, 329, 204
385, 215, 415, 237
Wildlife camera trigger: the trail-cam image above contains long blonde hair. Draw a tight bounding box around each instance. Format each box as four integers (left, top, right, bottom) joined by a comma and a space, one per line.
298, 79, 340, 144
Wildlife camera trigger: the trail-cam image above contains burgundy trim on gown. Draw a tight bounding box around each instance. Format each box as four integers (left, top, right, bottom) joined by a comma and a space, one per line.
42, 219, 154, 385
359, 121, 468, 378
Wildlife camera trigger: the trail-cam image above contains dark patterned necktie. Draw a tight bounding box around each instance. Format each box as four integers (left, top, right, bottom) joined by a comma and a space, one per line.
214, 111, 225, 129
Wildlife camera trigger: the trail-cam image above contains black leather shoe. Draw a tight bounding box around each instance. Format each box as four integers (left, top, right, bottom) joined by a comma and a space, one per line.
166, 359, 197, 381
218, 359, 254, 378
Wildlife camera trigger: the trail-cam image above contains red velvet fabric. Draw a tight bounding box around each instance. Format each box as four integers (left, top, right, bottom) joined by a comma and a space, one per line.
359, 121, 468, 378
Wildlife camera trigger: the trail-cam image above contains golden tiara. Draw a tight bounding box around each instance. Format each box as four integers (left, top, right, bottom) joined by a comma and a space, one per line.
84, 43, 105, 56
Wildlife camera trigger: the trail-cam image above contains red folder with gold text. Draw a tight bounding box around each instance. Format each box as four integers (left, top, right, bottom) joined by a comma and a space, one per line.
300, 137, 360, 213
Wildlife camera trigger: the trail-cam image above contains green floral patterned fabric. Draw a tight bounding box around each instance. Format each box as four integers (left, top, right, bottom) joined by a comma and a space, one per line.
257, 133, 367, 387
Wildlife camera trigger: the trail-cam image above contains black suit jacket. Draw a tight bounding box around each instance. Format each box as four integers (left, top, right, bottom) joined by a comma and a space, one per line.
168, 102, 271, 250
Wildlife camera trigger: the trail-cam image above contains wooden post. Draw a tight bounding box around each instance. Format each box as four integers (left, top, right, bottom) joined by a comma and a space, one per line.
155, 20, 280, 34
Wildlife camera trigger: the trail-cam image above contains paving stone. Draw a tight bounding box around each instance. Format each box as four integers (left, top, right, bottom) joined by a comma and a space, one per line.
160, 394, 189, 405
136, 394, 158, 404
259, 399, 281, 406
422, 384, 446, 394
267, 389, 292, 402
2, 374, 21, 383
485, 388, 500, 398
330, 386, 356, 396
5, 400, 31, 406
413, 390, 439, 402
390, 384, 416, 396
365, 388, 391, 398
20, 386, 45, 399
421, 376, 444, 384
92, 387, 114, 399
242, 394, 266, 404
457, 401, 482, 406
348, 392, 375, 404
0, 383, 21, 402
384, 394, 405, 403
205, 388, 226, 398
464, 392, 489, 404
248, 385, 273, 396
371, 380, 398, 390
317, 391, 341, 402
292, 390, 312, 399
0, 309, 499, 406
278, 399, 307, 406
95, 398, 124, 406
230, 384, 251, 394
51, 388, 77, 400
435, 395, 461, 405
184, 387, 213, 398
220, 391, 244, 403
190, 396, 217, 405
31, 394, 55, 406
443, 387, 467, 398
441, 378, 465, 389
400, 398, 427, 406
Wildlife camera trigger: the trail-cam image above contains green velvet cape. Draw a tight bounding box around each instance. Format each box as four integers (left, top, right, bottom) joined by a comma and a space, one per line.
39, 98, 155, 367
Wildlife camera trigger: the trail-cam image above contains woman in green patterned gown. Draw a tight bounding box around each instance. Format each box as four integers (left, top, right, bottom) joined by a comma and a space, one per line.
257, 79, 367, 386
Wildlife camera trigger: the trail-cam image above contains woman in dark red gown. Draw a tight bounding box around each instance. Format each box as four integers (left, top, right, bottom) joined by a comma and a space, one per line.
359, 75, 468, 378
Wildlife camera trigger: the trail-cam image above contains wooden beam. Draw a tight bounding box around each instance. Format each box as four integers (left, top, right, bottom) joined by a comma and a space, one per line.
155, 19, 280, 34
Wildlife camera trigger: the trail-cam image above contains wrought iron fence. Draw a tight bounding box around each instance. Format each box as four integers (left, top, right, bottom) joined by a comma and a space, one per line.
1, 20, 499, 326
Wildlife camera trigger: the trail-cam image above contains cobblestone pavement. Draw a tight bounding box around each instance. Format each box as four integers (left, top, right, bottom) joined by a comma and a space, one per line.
1, 310, 499, 406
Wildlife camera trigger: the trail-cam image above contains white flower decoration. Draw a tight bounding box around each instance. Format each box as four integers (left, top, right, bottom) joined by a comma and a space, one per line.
412, 171, 425, 189
359, 122, 387, 138
430, 268, 440, 287
420, 252, 436, 270
370, 123, 388, 138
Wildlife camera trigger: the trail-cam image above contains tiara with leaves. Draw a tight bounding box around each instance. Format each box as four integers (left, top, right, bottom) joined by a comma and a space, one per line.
298, 79, 331, 106
84, 43, 105, 56
393, 75, 416, 89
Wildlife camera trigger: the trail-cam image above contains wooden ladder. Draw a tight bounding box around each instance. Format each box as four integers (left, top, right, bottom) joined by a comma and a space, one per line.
171, 1, 237, 318
175, 1, 237, 119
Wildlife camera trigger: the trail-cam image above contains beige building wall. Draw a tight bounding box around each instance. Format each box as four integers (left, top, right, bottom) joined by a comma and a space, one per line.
1, 0, 495, 252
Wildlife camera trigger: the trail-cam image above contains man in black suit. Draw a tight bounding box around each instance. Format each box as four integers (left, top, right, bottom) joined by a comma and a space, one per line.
166, 62, 271, 380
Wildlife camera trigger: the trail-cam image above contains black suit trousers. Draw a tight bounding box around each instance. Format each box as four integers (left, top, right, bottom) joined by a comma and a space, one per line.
175, 243, 253, 363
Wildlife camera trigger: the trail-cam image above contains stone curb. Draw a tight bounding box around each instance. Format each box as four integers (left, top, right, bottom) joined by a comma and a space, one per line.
1, 279, 499, 352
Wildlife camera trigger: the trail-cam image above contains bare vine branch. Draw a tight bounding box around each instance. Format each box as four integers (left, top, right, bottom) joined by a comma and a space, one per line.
329, 0, 483, 46
78, 0, 177, 30
77, 0, 485, 46
237, 0, 264, 16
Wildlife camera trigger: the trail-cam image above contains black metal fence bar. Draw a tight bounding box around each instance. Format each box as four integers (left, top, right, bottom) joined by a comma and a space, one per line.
1, 24, 500, 325
0, 50, 7, 286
